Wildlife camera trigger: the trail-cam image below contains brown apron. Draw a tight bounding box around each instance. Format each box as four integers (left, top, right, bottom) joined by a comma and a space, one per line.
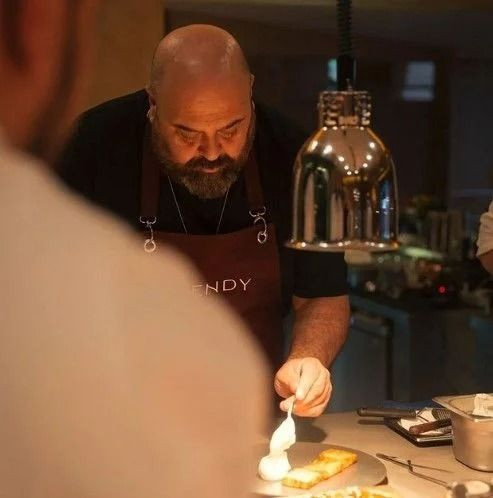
139, 130, 284, 370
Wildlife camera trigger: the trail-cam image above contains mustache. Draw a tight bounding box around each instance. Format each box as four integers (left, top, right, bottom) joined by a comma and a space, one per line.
185, 155, 236, 171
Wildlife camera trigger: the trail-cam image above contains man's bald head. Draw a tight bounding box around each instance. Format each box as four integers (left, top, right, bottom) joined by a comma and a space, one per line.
146, 25, 255, 200
149, 25, 250, 96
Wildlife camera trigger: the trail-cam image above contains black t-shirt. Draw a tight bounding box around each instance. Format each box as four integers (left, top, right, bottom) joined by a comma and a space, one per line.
57, 90, 347, 314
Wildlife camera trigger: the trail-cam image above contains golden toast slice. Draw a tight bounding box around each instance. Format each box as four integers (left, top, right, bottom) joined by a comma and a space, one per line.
311, 486, 362, 497
282, 468, 326, 489
361, 487, 401, 498
315, 449, 358, 469
310, 485, 401, 498
304, 459, 343, 478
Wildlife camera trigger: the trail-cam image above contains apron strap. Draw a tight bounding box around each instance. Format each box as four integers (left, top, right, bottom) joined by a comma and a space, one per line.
244, 149, 265, 212
140, 123, 160, 219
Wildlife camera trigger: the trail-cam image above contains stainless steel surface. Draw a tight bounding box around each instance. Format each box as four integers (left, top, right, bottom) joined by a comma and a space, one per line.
434, 394, 493, 472
253, 442, 386, 496
287, 90, 399, 253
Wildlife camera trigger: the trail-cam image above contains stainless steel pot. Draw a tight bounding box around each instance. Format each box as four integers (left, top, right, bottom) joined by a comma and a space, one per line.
434, 394, 493, 472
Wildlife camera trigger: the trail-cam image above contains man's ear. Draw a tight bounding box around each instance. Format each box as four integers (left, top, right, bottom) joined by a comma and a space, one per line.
146, 86, 157, 122
250, 73, 255, 97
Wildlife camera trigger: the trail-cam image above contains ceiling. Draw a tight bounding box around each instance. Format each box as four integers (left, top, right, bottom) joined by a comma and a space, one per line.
166, 0, 493, 57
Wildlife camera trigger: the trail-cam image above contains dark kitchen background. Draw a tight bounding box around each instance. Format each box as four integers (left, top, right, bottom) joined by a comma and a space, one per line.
87, 0, 493, 411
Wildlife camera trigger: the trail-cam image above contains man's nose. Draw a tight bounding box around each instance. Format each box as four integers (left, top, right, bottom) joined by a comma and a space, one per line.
198, 135, 222, 161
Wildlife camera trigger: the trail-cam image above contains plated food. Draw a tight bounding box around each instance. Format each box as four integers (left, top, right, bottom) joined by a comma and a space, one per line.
254, 442, 387, 496
282, 448, 358, 490
295, 485, 400, 497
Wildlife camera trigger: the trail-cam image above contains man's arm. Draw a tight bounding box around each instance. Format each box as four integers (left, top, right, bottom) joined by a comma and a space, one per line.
274, 295, 350, 417
289, 295, 350, 366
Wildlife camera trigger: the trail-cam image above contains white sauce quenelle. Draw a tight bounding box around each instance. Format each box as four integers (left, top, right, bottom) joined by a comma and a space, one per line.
258, 451, 291, 481
258, 401, 296, 481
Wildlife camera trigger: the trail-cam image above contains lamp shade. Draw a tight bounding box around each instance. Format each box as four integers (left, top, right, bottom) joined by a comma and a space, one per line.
286, 90, 399, 252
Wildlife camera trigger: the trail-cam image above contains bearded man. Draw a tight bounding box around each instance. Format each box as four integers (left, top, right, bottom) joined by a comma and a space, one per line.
58, 24, 350, 417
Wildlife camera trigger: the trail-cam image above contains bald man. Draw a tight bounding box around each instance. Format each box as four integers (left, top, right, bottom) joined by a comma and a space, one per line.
58, 24, 350, 417
0, 4, 266, 497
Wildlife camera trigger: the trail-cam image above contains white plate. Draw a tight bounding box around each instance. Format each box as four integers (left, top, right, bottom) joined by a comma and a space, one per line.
253, 442, 387, 497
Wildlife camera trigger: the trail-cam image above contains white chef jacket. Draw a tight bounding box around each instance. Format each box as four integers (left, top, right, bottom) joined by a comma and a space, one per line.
477, 201, 493, 257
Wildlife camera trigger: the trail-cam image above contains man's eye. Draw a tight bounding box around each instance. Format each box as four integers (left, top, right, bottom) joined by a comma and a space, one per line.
178, 130, 199, 142
219, 127, 238, 139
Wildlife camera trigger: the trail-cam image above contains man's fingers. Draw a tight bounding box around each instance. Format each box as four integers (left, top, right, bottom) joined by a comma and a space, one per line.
295, 360, 319, 400
274, 359, 331, 417
279, 395, 296, 413
303, 368, 330, 406
274, 361, 303, 399
294, 374, 331, 415
303, 372, 332, 407
274, 376, 292, 399
296, 397, 329, 417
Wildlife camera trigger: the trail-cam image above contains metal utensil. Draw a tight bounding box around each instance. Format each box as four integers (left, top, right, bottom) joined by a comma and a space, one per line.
432, 407, 451, 420
357, 407, 418, 419
376, 453, 449, 488
270, 400, 296, 453
376, 455, 493, 498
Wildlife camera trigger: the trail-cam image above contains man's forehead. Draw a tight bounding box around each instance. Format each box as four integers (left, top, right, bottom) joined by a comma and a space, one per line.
160, 80, 251, 126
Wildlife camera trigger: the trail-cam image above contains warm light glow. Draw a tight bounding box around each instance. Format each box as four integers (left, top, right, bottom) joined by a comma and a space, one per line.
369, 142, 376, 149
323, 144, 333, 154
338, 156, 345, 162
344, 165, 350, 170
308, 140, 319, 152
366, 154, 373, 161
438, 285, 447, 294
363, 162, 368, 168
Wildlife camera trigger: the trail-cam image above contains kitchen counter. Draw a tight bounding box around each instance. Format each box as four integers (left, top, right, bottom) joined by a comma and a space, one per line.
271, 412, 492, 497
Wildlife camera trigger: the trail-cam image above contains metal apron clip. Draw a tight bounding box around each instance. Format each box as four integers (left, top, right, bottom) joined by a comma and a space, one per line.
139, 216, 157, 253
249, 207, 268, 244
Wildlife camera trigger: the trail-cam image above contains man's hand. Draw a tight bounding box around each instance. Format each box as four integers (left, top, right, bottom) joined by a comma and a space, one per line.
274, 357, 332, 417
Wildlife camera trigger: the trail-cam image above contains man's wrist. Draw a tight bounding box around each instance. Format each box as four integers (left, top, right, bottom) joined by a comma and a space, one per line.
286, 353, 327, 365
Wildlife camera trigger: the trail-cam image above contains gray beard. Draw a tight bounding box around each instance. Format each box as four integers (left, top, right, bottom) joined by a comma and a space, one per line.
150, 115, 256, 200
